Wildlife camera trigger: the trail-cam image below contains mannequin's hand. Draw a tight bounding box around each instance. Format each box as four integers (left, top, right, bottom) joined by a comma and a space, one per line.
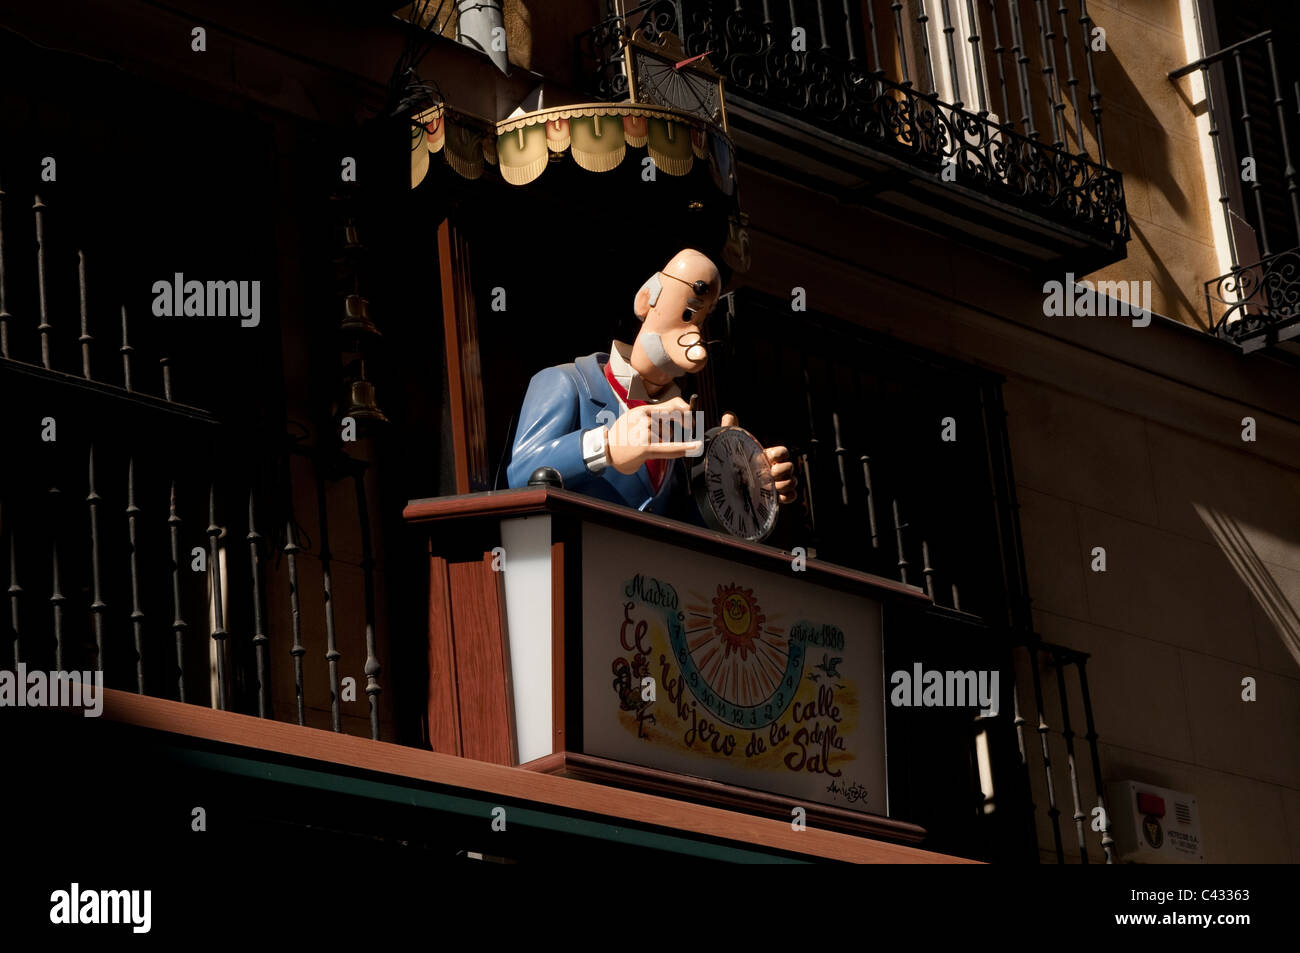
606, 398, 703, 475
720, 412, 798, 504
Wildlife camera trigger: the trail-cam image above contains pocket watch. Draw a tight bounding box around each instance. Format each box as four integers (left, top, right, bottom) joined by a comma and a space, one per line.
689, 425, 779, 542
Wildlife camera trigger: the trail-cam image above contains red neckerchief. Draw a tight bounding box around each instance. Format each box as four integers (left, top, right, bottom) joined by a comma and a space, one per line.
603, 361, 668, 493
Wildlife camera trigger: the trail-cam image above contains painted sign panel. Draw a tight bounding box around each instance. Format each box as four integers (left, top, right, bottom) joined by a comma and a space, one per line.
581, 523, 888, 815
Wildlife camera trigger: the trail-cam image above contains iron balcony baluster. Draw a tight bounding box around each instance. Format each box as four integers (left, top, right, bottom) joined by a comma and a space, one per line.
77, 251, 91, 379
891, 498, 909, 585
126, 459, 145, 693
1076, 656, 1114, 862
316, 472, 343, 732
248, 490, 269, 719
169, 482, 187, 703
87, 446, 106, 672
1055, 0, 1083, 148
1201, 54, 1239, 266
1053, 648, 1089, 862
353, 468, 382, 741
968, 718, 987, 818
120, 307, 135, 393
159, 356, 173, 401
864, 0, 883, 74
940, 0, 963, 110
963, 0, 987, 115
1028, 638, 1064, 862
1077, 0, 1106, 165
916, 0, 939, 98
1007, 0, 1036, 138
859, 452, 880, 550
1265, 38, 1300, 240
890, 1, 912, 87
986, 0, 1014, 129
49, 486, 65, 669
1011, 669, 1036, 852
921, 539, 936, 599
284, 516, 306, 727
1033, 0, 1066, 147
7, 525, 19, 665
207, 484, 228, 711
0, 177, 9, 359
34, 195, 52, 370
1232, 48, 1270, 255
831, 410, 849, 509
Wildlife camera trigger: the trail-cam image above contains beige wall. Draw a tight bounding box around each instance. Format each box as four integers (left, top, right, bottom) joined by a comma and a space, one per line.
1084, 0, 1223, 330
1010, 379, 1300, 863
734, 153, 1300, 860
1004, 1, 1300, 862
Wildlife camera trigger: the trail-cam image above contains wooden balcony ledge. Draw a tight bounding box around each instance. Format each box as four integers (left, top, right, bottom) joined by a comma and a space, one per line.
73, 688, 975, 864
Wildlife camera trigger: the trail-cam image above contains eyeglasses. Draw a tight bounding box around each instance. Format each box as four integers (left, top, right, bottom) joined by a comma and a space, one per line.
659, 271, 712, 298
659, 271, 714, 322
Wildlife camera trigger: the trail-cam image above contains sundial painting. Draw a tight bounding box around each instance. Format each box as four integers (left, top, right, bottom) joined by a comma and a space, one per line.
673, 583, 804, 730
581, 523, 888, 815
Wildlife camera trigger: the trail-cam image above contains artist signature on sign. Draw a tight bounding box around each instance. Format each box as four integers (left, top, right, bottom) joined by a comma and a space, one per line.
826, 778, 869, 804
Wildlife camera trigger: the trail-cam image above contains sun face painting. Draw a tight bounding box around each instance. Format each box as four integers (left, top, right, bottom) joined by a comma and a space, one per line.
670, 583, 804, 730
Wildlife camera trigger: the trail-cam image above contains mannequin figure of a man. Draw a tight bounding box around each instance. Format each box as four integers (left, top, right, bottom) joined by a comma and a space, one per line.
506, 249, 796, 521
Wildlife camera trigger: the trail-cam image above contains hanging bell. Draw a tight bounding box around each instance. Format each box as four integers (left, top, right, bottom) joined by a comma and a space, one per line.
331, 218, 365, 264
340, 294, 381, 337
340, 221, 363, 251
342, 378, 389, 425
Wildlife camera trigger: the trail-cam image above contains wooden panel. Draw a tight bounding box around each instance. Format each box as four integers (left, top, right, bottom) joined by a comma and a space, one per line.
425, 555, 462, 756
550, 538, 566, 755
93, 689, 976, 862
522, 752, 928, 842
448, 553, 517, 765
437, 219, 490, 493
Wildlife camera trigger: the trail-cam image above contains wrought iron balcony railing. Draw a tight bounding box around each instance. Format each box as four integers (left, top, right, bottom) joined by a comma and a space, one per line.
1205, 246, 1300, 350
0, 175, 395, 741
580, 0, 1129, 269
1171, 30, 1300, 353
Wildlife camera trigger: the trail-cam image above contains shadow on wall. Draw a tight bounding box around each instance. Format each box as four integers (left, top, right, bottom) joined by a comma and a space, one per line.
1094, 8, 1191, 220
1130, 220, 1203, 327
1196, 503, 1300, 670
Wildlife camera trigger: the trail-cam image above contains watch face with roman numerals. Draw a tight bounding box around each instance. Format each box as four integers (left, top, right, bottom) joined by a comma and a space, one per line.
691, 426, 779, 542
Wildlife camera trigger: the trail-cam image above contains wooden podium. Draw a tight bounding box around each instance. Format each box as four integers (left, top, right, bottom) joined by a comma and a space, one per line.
403, 487, 932, 841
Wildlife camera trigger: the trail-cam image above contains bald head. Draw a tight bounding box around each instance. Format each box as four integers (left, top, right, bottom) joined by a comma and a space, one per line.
662, 249, 721, 296
631, 249, 722, 388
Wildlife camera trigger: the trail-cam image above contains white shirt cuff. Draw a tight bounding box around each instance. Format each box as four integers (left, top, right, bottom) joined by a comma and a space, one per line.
582, 427, 609, 473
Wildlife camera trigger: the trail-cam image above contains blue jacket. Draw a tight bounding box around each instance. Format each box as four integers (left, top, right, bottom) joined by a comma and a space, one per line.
506, 352, 700, 522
